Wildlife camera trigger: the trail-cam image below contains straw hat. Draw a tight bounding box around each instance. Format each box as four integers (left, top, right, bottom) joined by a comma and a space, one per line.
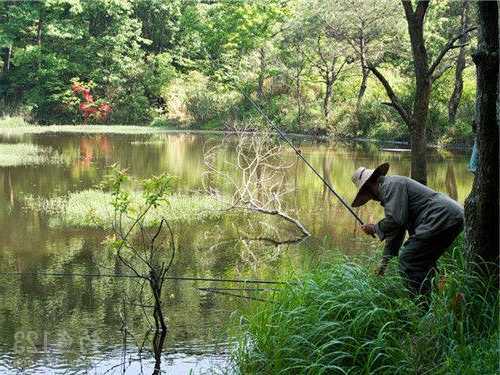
351, 163, 390, 207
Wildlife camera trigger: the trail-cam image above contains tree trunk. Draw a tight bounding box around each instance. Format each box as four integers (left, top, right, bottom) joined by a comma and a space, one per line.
356, 31, 369, 114
2, 46, 11, 73
356, 67, 369, 113
323, 75, 333, 124
37, 6, 43, 71
403, 0, 431, 184
257, 47, 266, 98
448, 0, 469, 125
464, 1, 499, 272
295, 69, 303, 127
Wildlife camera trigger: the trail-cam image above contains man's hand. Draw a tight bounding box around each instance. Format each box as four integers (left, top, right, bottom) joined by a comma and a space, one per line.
361, 224, 376, 236
375, 265, 385, 276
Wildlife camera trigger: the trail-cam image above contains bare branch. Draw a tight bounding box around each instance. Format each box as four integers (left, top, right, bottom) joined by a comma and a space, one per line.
203, 126, 310, 246
428, 26, 477, 78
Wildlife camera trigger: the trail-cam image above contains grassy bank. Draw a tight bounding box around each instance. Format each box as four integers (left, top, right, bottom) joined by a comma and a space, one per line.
234, 240, 498, 374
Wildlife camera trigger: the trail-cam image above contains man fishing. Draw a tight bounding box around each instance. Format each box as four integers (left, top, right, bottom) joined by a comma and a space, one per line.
351, 163, 464, 298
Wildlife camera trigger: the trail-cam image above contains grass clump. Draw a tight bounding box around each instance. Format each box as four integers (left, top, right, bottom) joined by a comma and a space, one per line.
0, 143, 64, 167
23, 189, 225, 228
235, 240, 498, 374
0, 115, 31, 128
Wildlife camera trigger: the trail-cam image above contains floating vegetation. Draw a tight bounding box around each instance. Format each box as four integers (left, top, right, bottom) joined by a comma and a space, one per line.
0, 143, 65, 167
0, 116, 31, 128
23, 190, 226, 228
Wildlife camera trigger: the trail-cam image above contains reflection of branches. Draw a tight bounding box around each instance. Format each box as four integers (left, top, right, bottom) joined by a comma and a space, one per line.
203, 125, 310, 245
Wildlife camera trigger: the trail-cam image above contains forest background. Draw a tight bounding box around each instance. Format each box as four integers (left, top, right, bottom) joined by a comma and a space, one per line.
0, 0, 477, 146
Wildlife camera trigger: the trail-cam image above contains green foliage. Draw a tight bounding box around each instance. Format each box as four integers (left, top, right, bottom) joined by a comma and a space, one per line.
235, 240, 499, 374
1, 0, 477, 144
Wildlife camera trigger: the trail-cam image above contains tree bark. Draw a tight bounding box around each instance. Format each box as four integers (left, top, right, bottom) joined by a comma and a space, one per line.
2, 46, 11, 73
356, 30, 369, 114
464, 1, 499, 272
295, 66, 303, 127
323, 75, 333, 123
37, 4, 44, 71
356, 66, 369, 113
402, 0, 431, 184
257, 47, 266, 98
448, 0, 469, 125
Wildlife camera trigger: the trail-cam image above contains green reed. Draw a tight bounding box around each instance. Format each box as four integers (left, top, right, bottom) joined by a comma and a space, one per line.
234, 238, 498, 374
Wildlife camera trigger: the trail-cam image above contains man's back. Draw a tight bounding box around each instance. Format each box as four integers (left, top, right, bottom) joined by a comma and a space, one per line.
379, 175, 464, 239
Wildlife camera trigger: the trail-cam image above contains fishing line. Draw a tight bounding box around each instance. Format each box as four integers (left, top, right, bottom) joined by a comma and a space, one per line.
0, 271, 290, 285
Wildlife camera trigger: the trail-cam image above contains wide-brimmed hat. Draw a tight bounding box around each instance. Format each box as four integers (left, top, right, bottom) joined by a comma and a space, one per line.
351, 163, 390, 207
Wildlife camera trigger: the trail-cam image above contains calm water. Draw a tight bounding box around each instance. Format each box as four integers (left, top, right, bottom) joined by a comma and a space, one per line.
0, 130, 473, 374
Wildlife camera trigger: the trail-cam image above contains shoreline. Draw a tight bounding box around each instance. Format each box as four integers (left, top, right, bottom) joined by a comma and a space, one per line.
0, 124, 472, 151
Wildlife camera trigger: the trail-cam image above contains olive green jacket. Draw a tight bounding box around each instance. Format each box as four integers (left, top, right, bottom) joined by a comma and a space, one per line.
373, 175, 464, 258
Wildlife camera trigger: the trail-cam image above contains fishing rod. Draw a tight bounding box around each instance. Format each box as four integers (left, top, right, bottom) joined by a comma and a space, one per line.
241, 92, 366, 226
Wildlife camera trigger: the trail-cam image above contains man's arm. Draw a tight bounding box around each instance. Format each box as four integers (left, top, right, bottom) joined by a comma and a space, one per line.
377, 228, 406, 275
373, 179, 408, 275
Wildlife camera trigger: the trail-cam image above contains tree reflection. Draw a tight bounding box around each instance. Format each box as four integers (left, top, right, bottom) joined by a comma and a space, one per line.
445, 164, 458, 200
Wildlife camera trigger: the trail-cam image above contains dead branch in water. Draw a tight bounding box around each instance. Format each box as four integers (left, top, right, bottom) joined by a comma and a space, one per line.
203, 124, 310, 246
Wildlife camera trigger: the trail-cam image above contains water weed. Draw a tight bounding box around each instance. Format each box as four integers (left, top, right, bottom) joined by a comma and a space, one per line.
0, 143, 65, 167
23, 190, 226, 228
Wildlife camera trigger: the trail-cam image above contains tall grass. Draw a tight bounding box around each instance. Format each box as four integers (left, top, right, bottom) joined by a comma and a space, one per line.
234, 239, 498, 374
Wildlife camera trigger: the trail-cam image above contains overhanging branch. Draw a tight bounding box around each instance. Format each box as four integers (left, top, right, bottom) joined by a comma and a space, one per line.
368, 64, 411, 125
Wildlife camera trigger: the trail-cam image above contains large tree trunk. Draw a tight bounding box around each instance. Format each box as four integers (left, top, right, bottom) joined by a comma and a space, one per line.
464, 1, 499, 272
448, 0, 469, 125
403, 0, 431, 185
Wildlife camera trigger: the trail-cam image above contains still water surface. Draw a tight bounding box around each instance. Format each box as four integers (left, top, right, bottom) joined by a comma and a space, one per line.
0, 130, 472, 374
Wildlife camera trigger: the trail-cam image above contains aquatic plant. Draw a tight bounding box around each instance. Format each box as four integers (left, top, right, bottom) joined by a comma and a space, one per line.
23, 189, 226, 228
0, 115, 31, 128
234, 240, 498, 374
0, 143, 65, 167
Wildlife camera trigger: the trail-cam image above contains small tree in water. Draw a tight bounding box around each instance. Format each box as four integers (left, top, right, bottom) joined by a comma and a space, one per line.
101, 166, 175, 373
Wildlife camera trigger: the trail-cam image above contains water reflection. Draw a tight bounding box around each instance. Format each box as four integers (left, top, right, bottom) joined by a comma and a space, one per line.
0, 131, 473, 373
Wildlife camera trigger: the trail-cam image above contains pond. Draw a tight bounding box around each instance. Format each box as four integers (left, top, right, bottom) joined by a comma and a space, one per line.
0, 128, 473, 374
